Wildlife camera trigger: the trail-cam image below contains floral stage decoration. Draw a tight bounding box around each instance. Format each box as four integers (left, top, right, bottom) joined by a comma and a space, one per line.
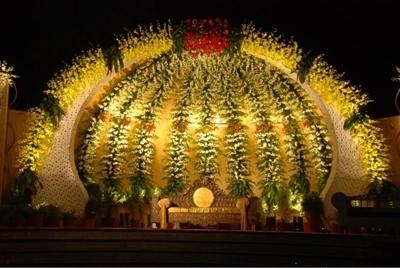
10, 19, 391, 217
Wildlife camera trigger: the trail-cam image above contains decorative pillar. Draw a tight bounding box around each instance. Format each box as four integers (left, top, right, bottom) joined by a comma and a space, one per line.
0, 81, 9, 202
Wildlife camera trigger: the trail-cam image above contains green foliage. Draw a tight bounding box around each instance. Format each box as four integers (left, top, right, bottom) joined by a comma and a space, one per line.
296, 51, 315, 83
289, 172, 310, 205
4, 169, 42, 205
260, 179, 287, 214
343, 105, 368, 131
99, 188, 120, 217
301, 191, 324, 217
40, 95, 65, 126
367, 179, 398, 199
33, 202, 50, 214
40, 204, 62, 218
172, 22, 184, 53
163, 179, 186, 197
163, 76, 192, 196
62, 210, 76, 220
0, 203, 33, 219
103, 45, 124, 74
84, 183, 102, 217
226, 28, 243, 55
227, 177, 254, 197
126, 173, 153, 203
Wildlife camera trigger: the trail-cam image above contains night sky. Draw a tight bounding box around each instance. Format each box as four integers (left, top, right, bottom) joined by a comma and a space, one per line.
1, 0, 399, 119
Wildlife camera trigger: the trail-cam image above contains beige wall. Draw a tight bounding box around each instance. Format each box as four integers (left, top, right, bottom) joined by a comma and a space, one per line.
376, 115, 400, 186
2, 109, 30, 198
0, 83, 9, 200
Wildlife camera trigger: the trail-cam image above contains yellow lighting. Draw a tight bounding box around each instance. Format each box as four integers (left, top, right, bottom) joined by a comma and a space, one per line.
212, 115, 226, 126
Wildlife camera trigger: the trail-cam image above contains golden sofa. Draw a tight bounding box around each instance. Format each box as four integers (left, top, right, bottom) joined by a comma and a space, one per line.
151, 177, 258, 230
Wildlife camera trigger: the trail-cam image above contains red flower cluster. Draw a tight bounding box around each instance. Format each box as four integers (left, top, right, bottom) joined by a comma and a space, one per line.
122, 117, 131, 126
174, 121, 188, 132
301, 120, 310, 129
183, 18, 229, 57
143, 123, 156, 132
228, 123, 242, 134
100, 112, 113, 122
256, 123, 271, 133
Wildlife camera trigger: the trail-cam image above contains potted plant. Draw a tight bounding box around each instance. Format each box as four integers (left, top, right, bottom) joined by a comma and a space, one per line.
99, 190, 120, 227
276, 189, 291, 231
260, 181, 288, 231
83, 183, 102, 227
41, 204, 63, 227
301, 191, 324, 232
0, 204, 32, 227
83, 199, 98, 227
29, 202, 48, 227
276, 209, 290, 231
62, 211, 78, 227
0, 191, 32, 227
0, 204, 24, 227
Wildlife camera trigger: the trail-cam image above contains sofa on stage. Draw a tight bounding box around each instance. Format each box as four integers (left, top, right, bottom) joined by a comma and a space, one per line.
151, 177, 259, 230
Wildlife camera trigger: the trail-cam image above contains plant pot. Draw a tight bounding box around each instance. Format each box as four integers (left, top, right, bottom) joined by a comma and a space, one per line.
101, 217, 115, 227
292, 216, 304, 232
63, 218, 78, 227
265, 216, 276, 231
119, 213, 132, 227
83, 217, 97, 227
131, 219, 142, 228
303, 216, 322, 233
47, 216, 62, 227
30, 213, 44, 227
276, 221, 288, 231
331, 223, 339, 233
7, 215, 25, 227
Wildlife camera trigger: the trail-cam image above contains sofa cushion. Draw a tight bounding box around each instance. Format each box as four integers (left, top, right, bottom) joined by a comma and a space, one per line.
168, 207, 240, 213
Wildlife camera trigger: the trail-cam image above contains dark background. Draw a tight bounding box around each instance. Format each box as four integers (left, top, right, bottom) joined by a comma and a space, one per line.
1, 0, 399, 118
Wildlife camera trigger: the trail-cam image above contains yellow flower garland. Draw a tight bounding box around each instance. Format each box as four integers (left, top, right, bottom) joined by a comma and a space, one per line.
16, 108, 55, 173
117, 23, 173, 63
240, 25, 390, 183
44, 49, 108, 112
16, 25, 174, 178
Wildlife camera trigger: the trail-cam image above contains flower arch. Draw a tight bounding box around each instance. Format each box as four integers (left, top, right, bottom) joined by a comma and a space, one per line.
13, 19, 390, 219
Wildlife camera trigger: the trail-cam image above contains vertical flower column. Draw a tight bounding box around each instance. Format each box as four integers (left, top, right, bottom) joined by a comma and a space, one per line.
193, 59, 219, 181
77, 55, 168, 187
248, 63, 310, 208
219, 56, 253, 197
127, 54, 187, 202
77, 75, 131, 186
267, 71, 311, 207
273, 72, 332, 192
100, 88, 143, 200
239, 57, 285, 212
99, 54, 177, 203
164, 67, 194, 195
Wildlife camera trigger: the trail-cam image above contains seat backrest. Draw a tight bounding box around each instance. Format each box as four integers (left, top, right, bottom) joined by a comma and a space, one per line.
169, 177, 237, 208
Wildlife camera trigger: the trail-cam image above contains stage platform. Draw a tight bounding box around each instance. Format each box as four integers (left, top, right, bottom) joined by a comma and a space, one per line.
1, 228, 399, 266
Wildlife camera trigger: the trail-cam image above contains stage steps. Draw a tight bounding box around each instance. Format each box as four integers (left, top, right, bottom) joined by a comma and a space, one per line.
1, 228, 399, 266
